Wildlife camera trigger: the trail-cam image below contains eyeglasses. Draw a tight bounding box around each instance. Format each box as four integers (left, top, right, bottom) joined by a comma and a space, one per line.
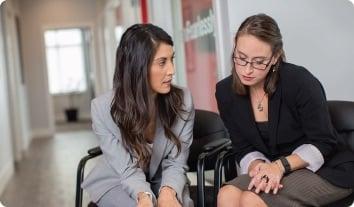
233, 55, 273, 70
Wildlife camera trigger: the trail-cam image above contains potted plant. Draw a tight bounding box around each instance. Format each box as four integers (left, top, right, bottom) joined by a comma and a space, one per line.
65, 91, 80, 122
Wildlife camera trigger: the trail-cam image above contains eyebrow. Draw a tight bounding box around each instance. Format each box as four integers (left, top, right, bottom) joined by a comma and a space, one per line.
153, 52, 175, 62
235, 49, 268, 60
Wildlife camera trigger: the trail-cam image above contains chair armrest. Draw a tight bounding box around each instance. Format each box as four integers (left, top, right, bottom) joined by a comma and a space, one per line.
213, 146, 237, 206
196, 139, 231, 207
202, 138, 231, 152
76, 146, 102, 207
88, 147, 102, 157
214, 147, 237, 185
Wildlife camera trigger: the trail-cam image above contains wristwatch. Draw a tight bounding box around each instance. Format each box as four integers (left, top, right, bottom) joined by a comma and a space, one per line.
279, 156, 291, 175
137, 191, 153, 202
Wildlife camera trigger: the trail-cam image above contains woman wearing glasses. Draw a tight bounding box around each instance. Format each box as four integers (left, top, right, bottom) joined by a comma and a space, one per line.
216, 13, 353, 206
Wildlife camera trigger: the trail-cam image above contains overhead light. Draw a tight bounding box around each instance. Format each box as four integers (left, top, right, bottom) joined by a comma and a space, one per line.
0, 0, 6, 5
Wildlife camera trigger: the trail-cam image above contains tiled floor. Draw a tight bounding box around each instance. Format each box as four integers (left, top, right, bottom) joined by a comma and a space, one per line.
0, 127, 98, 207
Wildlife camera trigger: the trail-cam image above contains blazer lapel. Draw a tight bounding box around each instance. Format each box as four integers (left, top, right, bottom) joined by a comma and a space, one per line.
149, 117, 167, 179
268, 85, 281, 155
234, 95, 269, 154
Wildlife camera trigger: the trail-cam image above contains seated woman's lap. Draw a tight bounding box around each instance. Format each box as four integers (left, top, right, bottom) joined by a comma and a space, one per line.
225, 169, 352, 207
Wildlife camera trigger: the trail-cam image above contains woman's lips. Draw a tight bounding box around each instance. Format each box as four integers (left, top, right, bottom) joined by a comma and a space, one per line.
242, 76, 255, 81
163, 80, 172, 85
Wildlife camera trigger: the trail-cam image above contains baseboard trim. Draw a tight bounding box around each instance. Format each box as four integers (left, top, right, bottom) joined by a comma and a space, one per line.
0, 161, 14, 196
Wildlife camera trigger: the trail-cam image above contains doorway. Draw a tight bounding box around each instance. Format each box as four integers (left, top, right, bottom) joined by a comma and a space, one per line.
43, 27, 94, 131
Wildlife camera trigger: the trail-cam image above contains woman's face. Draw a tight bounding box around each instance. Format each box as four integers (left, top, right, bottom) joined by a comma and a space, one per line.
234, 34, 277, 88
149, 43, 175, 95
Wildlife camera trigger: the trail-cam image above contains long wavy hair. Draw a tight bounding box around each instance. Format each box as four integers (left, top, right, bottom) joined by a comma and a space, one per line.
110, 24, 183, 170
232, 13, 286, 96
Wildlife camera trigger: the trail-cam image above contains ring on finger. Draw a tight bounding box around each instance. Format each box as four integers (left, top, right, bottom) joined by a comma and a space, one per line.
261, 175, 270, 183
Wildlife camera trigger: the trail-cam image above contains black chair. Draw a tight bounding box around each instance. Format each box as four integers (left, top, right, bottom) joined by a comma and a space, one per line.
189, 109, 230, 207
75, 109, 230, 207
323, 101, 354, 207
214, 100, 354, 207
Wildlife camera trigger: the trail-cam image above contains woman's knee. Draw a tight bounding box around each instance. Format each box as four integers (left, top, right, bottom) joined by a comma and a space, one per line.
239, 191, 267, 207
217, 185, 241, 206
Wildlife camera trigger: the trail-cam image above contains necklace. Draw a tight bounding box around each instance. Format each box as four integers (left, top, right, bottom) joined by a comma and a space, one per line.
256, 92, 267, 112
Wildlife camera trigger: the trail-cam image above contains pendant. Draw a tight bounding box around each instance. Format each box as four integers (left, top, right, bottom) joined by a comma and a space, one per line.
257, 103, 264, 112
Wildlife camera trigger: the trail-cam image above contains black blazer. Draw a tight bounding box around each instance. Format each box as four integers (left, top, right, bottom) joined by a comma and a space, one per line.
216, 62, 354, 188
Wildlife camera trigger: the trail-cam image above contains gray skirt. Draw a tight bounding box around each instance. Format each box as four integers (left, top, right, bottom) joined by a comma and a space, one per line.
226, 169, 352, 207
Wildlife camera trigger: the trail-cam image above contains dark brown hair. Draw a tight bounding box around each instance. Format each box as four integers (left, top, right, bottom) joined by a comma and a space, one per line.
232, 13, 286, 95
110, 24, 183, 169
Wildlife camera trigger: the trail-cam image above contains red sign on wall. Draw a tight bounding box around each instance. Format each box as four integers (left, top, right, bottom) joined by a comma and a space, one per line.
181, 0, 218, 112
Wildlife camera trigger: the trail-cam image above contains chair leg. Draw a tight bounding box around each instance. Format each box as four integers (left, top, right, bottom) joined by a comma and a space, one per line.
213, 149, 237, 207
225, 155, 237, 181
76, 155, 94, 207
197, 153, 207, 207
214, 150, 228, 207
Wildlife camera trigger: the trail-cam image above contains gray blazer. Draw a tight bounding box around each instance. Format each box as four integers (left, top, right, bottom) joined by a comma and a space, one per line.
82, 87, 195, 206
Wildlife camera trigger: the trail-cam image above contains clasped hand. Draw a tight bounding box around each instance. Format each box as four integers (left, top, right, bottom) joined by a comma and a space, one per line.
137, 193, 153, 207
157, 187, 181, 207
248, 161, 284, 194
137, 187, 181, 207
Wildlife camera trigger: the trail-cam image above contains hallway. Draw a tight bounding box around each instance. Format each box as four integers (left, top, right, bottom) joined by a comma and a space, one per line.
0, 128, 98, 207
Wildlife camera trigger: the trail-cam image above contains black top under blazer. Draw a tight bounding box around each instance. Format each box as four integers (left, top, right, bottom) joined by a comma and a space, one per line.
215, 62, 354, 188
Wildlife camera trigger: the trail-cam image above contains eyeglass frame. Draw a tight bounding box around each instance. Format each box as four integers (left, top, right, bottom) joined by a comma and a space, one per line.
232, 53, 274, 70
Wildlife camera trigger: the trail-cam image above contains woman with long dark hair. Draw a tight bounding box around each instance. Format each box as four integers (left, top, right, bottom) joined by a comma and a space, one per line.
216, 14, 353, 206
82, 24, 194, 207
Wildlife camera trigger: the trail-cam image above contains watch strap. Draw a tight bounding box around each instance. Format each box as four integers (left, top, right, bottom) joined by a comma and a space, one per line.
279, 156, 291, 175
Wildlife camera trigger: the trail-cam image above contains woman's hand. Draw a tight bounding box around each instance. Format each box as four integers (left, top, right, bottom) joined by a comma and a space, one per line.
248, 159, 265, 177
248, 161, 284, 194
137, 192, 153, 207
157, 186, 181, 207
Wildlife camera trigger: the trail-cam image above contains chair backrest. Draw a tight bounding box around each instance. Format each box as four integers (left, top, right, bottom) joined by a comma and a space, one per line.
324, 101, 354, 207
188, 109, 229, 172
327, 101, 354, 151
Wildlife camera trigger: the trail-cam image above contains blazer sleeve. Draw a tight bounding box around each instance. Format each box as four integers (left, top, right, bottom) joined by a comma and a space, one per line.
159, 89, 195, 203
215, 83, 259, 164
295, 73, 337, 159
91, 99, 155, 202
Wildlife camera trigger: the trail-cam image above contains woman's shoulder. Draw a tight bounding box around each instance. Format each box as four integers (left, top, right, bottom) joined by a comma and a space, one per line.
280, 62, 323, 89
174, 86, 193, 110
280, 62, 327, 103
280, 62, 318, 82
92, 90, 114, 105
216, 75, 233, 90
91, 89, 114, 118
215, 75, 234, 101
91, 90, 123, 136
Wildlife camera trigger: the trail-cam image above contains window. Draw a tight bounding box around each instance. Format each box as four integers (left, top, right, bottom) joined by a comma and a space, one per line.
44, 28, 87, 94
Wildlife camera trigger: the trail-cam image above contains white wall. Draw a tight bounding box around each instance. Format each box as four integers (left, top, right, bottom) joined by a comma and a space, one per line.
2, 0, 30, 162
0, 4, 15, 196
213, 0, 232, 80
19, 0, 100, 138
148, 0, 174, 35
96, 0, 142, 92
147, 0, 190, 87
227, 0, 354, 101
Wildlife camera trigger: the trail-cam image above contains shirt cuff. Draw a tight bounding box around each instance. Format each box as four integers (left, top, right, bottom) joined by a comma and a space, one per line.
292, 144, 324, 172
239, 151, 270, 174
